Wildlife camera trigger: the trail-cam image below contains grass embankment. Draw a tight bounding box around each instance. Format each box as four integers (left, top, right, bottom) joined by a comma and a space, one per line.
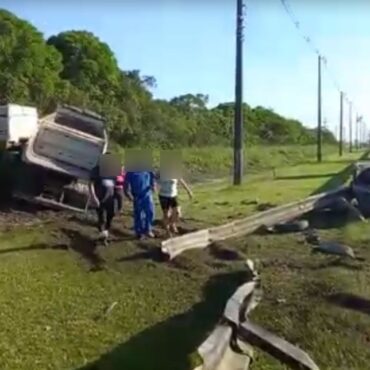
0, 147, 366, 370
113, 144, 339, 180
182, 144, 338, 180
182, 150, 363, 226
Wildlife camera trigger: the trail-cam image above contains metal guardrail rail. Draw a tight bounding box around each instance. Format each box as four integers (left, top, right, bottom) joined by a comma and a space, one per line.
162, 186, 349, 260
192, 260, 319, 370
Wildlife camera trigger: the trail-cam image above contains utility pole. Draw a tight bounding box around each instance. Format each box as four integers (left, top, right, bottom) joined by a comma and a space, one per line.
356, 113, 359, 150
349, 101, 353, 153
317, 55, 322, 163
363, 121, 366, 147
233, 0, 244, 185
358, 116, 363, 148
339, 91, 343, 156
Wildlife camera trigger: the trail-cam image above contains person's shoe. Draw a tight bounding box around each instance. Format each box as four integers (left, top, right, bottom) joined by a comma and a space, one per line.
171, 225, 179, 234
165, 228, 172, 238
146, 231, 155, 238
99, 230, 109, 245
136, 234, 145, 241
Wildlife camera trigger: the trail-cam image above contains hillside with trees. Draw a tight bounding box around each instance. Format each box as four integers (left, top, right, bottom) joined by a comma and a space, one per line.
0, 9, 337, 149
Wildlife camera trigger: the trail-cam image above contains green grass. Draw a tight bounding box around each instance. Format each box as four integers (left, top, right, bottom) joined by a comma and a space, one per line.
181, 150, 364, 225
0, 148, 367, 369
242, 217, 370, 369
112, 144, 340, 180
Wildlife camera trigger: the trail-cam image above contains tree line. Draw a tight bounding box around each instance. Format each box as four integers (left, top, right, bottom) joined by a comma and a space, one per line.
0, 9, 336, 148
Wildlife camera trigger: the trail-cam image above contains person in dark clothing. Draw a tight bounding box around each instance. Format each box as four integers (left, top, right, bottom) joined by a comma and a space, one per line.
89, 165, 117, 244
114, 166, 125, 213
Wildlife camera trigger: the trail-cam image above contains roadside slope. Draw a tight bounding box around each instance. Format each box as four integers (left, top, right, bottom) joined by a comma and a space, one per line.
0, 149, 366, 370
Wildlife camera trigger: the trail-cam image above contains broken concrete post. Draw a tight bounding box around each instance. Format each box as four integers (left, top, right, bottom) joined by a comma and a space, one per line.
192, 260, 260, 370
238, 321, 320, 370
191, 259, 321, 370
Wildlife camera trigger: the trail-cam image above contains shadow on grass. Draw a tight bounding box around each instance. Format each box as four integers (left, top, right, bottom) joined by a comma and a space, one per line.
326, 158, 363, 165
77, 270, 247, 370
326, 292, 370, 316
209, 242, 245, 261
309, 256, 363, 271
117, 242, 166, 263
69, 214, 135, 241
276, 172, 337, 181
0, 242, 68, 254
59, 228, 105, 272
117, 250, 159, 262
311, 151, 369, 195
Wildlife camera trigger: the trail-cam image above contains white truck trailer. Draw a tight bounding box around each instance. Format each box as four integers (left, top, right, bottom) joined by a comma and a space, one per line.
0, 104, 38, 149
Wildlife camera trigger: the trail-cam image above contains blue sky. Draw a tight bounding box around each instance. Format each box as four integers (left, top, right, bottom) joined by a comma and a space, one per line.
1, 0, 370, 139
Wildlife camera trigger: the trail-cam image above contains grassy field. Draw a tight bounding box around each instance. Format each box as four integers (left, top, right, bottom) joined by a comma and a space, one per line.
181, 150, 364, 226
232, 219, 370, 370
113, 144, 340, 181
0, 148, 367, 370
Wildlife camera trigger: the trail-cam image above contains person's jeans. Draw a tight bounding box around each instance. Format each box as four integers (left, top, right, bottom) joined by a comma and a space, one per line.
114, 188, 123, 212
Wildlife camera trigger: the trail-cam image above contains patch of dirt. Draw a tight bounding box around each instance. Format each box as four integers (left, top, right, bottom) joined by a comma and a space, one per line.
255, 202, 277, 212
206, 261, 228, 269
0, 200, 68, 231
209, 242, 244, 261
240, 199, 258, 206
214, 201, 230, 206
260, 257, 306, 271
0, 198, 208, 273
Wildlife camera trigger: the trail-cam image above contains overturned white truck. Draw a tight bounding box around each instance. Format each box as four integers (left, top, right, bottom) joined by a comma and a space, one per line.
3, 104, 108, 211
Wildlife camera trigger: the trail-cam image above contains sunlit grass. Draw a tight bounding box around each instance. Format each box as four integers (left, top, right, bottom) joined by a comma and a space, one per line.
0, 147, 366, 369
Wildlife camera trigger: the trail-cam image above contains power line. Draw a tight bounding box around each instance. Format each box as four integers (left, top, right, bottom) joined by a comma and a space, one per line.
279, 0, 342, 94
280, 0, 319, 56
279, 0, 365, 137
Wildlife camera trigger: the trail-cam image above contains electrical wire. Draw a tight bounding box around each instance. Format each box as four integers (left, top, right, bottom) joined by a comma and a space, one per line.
278, 0, 369, 141
279, 0, 354, 105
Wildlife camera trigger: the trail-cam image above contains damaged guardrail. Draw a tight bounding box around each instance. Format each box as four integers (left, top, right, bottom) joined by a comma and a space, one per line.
162, 186, 349, 260
192, 260, 319, 370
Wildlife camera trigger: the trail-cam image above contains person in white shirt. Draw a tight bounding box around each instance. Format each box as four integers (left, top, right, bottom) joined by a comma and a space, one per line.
157, 174, 193, 235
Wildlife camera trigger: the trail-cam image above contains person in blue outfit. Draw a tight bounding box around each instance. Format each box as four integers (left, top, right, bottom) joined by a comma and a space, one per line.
124, 170, 156, 239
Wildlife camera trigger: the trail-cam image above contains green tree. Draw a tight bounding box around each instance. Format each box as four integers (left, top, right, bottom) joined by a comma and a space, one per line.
0, 10, 337, 149
0, 9, 63, 112
47, 31, 120, 98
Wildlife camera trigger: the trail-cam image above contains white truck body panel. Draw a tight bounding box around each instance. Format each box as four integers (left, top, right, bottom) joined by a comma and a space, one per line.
22, 106, 108, 180
0, 104, 38, 146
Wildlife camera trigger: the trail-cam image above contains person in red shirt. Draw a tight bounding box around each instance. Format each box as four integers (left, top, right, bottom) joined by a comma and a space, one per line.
114, 166, 125, 213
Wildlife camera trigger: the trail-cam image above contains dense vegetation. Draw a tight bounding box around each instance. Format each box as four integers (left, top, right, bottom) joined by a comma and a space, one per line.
0, 9, 337, 148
